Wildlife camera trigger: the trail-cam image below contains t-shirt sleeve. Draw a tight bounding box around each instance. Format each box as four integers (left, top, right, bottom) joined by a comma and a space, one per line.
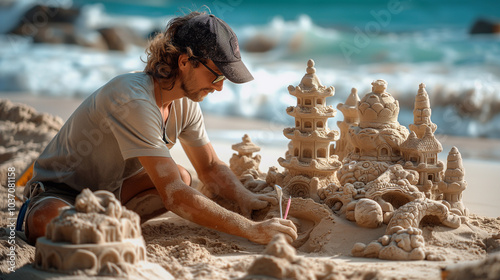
178, 102, 210, 147
107, 99, 171, 159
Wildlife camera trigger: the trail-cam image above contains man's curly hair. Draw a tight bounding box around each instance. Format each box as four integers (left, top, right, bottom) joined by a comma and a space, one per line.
144, 11, 205, 90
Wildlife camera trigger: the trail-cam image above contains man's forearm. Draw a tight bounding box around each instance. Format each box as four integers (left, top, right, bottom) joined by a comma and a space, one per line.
198, 161, 252, 202
162, 180, 253, 238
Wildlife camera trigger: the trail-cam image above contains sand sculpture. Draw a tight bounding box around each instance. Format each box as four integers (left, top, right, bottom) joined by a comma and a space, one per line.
33, 189, 173, 278
245, 234, 317, 279
231, 59, 471, 261
230, 134, 264, 179
266, 59, 342, 201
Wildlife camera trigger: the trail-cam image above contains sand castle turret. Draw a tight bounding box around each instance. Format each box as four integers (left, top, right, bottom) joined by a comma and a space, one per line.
336, 88, 360, 161
229, 134, 262, 178
438, 147, 468, 216
409, 83, 437, 138
267, 59, 341, 200
232, 134, 261, 156
401, 84, 444, 197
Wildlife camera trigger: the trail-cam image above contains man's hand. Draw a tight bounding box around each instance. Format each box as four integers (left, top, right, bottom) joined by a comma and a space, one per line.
238, 193, 278, 218
247, 218, 298, 245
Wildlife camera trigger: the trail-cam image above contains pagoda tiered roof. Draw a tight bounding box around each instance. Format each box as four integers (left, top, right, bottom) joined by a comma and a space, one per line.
287, 84, 335, 98
287, 59, 335, 98
286, 105, 336, 118
283, 128, 339, 142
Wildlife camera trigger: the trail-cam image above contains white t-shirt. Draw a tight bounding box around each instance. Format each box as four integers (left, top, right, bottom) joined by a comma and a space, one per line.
26, 72, 210, 198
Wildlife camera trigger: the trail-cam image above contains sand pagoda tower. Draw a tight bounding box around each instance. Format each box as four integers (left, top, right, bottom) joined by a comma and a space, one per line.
229, 134, 262, 178
438, 147, 468, 216
267, 59, 341, 201
401, 84, 444, 197
336, 88, 360, 161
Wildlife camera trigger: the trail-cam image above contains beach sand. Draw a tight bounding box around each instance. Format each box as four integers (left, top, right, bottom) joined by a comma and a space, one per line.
1, 96, 499, 279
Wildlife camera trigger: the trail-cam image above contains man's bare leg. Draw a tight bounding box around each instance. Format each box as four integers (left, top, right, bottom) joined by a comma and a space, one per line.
121, 164, 192, 222
26, 198, 71, 245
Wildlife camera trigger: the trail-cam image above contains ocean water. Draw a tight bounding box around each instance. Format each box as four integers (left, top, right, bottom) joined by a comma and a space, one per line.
1, 0, 500, 138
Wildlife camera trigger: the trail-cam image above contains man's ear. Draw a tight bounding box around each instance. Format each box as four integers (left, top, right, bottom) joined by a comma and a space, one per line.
178, 54, 190, 71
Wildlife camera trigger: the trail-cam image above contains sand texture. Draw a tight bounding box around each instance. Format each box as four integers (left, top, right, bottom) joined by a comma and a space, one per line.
1, 100, 500, 279
0, 99, 63, 186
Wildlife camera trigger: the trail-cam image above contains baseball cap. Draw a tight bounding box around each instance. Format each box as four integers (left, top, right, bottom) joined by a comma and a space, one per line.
173, 14, 254, 84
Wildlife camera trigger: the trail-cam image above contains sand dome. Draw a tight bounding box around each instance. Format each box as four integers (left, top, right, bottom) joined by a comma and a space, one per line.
358, 80, 400, 129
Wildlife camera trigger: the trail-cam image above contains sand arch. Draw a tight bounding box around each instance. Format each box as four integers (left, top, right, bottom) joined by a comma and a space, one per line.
99, 248, 121, 267
122, 249, 136, 264
386, 199, 461, 235
62, 249, 97, 272
35, 251, 44, 268
323, 183, 357, 213
379, 191, 413, 209
45, 251, 62, 271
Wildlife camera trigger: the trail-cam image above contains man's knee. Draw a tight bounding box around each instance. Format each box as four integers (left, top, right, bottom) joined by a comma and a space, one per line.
26, 199, 70, 245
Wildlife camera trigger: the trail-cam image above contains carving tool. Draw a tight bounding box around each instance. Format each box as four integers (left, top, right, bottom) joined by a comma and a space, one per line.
274, 184, 283, 219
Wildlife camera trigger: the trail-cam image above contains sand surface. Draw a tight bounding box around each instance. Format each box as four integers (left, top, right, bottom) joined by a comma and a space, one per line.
1, 96, 500, 279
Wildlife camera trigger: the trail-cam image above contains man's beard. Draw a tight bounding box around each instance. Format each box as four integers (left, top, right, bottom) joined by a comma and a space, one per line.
180, 71, 212, 102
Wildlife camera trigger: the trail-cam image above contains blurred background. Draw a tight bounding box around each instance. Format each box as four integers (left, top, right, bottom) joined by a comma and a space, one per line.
1, 0, 499, 151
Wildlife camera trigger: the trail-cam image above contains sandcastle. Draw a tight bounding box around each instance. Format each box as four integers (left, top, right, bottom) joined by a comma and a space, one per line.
230, 59, 471, 261
33, 189, 173, 278
266, 59, 342, 201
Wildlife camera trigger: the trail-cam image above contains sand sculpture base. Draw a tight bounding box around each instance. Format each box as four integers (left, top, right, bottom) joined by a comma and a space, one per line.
32, 189, 173, 278
34, 237, 146, 274
8, 261, 173, 280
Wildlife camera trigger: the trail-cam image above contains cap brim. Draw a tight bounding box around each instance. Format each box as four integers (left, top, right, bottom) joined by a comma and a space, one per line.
214, 60, 254, 84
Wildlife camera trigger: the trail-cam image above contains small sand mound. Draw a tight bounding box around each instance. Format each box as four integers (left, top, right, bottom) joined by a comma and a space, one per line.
0, 99, 63, 187
245, 234, 380, 280
443, 252, 500, 280
0, 228, 35, 273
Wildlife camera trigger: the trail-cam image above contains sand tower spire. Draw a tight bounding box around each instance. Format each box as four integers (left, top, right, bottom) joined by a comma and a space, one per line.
410, 83, 437, 138
336, 88, 360, 161
438, 146, 468, 216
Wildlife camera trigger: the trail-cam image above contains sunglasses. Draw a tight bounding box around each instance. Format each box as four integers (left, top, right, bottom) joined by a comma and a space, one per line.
194, 58, 226, 84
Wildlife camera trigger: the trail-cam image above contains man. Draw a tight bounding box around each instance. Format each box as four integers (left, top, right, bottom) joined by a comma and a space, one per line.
22, 12, 297, 246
